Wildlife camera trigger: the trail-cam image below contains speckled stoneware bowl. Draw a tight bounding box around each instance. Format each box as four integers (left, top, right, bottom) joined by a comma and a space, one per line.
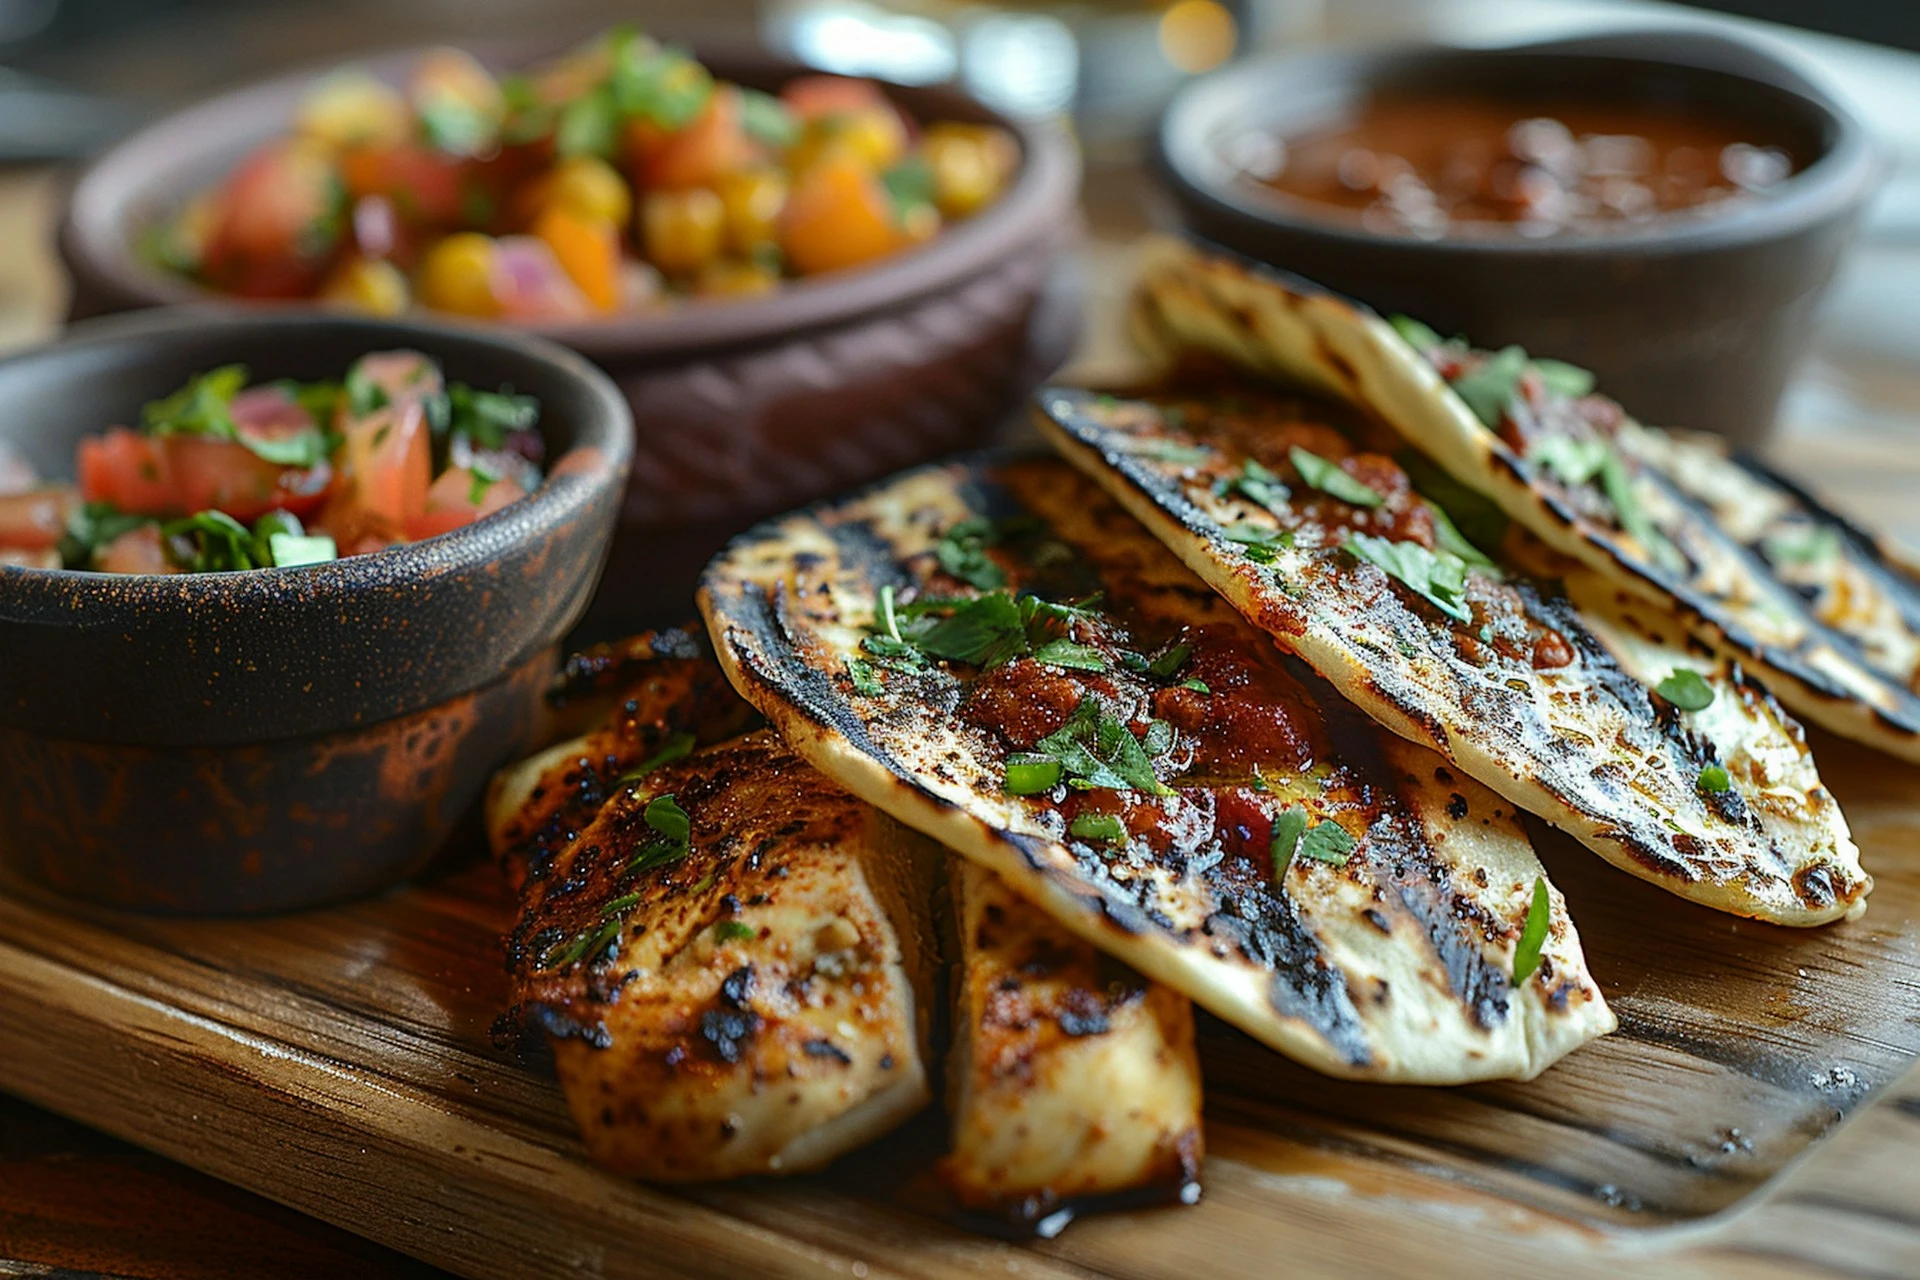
56, 42, 1084, 626
1157, 30, 1881, 444
0, 310, 631, 914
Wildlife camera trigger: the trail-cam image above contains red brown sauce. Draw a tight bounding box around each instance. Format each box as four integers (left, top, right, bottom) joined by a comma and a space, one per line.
1237, 94, 1796, 239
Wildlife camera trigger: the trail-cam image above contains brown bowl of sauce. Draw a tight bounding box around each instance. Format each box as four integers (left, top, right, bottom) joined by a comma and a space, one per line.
1157, 30, 1882, 443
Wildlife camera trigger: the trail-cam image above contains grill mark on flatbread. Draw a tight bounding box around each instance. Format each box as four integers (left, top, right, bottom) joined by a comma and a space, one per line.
699, 456, 1613, 1082
1127, 234, 1920, 762
1034, 385, 1866, 925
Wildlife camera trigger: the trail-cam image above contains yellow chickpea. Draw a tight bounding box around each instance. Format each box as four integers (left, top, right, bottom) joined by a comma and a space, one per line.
295, 72, 410, 150
321, 256, 411, 315
540, 155, 633, 227
715, 168, 788, 256
788, 109, 907, 176
640, 188, 726, 277
416, 233, 500, 317
921, 122, 1019, 218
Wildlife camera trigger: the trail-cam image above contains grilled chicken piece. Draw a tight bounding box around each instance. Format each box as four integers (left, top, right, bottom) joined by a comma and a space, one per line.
944, 860, 1202, 1233
486, 625, 757, 890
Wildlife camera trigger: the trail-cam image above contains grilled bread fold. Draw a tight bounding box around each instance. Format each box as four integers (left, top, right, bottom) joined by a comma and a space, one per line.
1126, 234, 1920, 763
943, 858, 1203, 1232
1033, 383, 1866, 926
698, 457, 1614, 1083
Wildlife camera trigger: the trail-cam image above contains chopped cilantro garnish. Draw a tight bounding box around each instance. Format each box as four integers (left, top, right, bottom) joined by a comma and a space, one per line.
1424, 500, 1495, 569
1398, 451, 1509, 553
616, 732, 696, 787
1533, 358, 1596, 399
1654, 668, 1716, 712
1290, 446, 1383, 508
1762, 523, 1841, 566
143, 365, 338, 469
441, 382, 539, 450
1269, 806, 1308, 876
555, 84, 620, 158
1032, 638, 1108, 672
880, 156, 936, 222
1180, 678, 1210, 693
1448, 344, 1529, 427
915, 591, 1029, 666
935, 517, 1007, 590
625, 793, 692, 874
1219, 457, 1290, 515
1025, 697, 1175, 796
1512, 877, 1551, 983
163, 510, 261, 573
1298, 819, 1357, 865
713, 920, 758, 943
1598, 451, 1681, 570
1388, 314, 1445, 350
1343, 532, 1474, 623
1130, 438, 1213, 466
1530, 435, 1610, 488
847, 658, 882, 695
1219, 522, 1293, 563
739, 87, 798, 147
1697, 764, 1732, 794
1069, 813, 1127, 843
1147, 643, 1192, 681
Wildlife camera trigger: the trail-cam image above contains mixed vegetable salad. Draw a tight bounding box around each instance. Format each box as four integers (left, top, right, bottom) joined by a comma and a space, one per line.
144, 27, 1020, 320
0, 350, 543, 573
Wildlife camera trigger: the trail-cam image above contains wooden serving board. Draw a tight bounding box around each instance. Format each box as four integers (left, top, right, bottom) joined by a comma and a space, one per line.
1, 725, 1918, 1280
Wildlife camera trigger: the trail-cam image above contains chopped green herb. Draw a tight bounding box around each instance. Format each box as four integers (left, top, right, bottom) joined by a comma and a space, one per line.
1147, 643, 1192, 681
1697, 764, 1732, 794
608, 40, 713, 129
1298, 820, 1358, 865
1026, 697, 1175, 796
555, 84, 619, 158
1388, 314, 1445, 351
267, 532, 337, 568
1762, 523, 1842, 566
1342, 532, 1474, 623
1069, 813, 1128, 843
625, 793, 693, 874
1250, 766, 1271, 792
616, 732, 696, 787
847, 658, 882, 695
1529, 435, 1610, 488
713, 920, 758, 943
1424, 500, 1496, 569
1398, 451, 1509, 552
1290, 446, 1383, 508
59, 502, 154, 569
739, 87, 798, 147
418, 96, 495, 156
1032, 638, 1108, 672
143, 365, 250, 437
880, 156, 936, 222
1269, 806, 1308, 876
1512, 877, 1551, 983
163, 509, 261, 572
442, 382, 539, 450
935, 517, 1007, 590
1004, 754, 1063, 795
1220, 457, 1290, 515
915, 591, 1029, 666
542, 916, 624, 969
467, 464, 498, 507
1532, 358, 1596, 399
1130, 438, 1213, 465
1180, 678, 1211, 693
1598, 450, 1681, 570
1654, 668, 1716, 712
1219, 522, 1293, 563
1448, 344, 1529, 428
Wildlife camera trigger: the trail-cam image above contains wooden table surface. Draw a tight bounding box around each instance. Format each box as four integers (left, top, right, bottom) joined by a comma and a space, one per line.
3, 154, 1920, 1278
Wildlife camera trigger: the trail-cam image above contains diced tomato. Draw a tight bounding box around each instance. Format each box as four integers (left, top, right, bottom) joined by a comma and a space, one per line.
405, 466, 527, 540
629, 84, 760, 191
169, 436, 331, 523
78, 427, 176, 515
229, 385, 315, 435
345, 349, 444, 413
199, 140, 345, 297
780, 75, 900, 124
0, 484, 77, 550
341, 142, 472, 227
334, 401, 432, 537
97, 524, 176, 575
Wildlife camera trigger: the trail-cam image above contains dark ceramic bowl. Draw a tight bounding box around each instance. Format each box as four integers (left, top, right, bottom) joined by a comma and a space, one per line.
56, 41, 1083, 626
0, 310, 631, 914
1157, 30, 1882, 444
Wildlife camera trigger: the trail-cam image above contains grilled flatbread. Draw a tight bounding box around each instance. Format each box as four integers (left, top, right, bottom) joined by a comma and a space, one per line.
944, 858, 1202, 1232
698, 457, 1614, 1083
1033, 384, 1866, 926
1127, 235, 1920, 762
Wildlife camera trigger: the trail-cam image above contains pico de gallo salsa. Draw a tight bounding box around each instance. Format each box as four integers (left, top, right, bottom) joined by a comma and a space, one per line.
0, 350, 543, 573
143, 27, 1021, 320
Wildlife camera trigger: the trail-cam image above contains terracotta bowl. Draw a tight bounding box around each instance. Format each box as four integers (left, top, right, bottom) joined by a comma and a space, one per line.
1156, 30, 1882, 445
0, 310, 631, 914
56, 43, 1084, 627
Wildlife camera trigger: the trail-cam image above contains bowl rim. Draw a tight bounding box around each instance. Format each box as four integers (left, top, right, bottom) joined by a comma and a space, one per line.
0, 306, 633, 602
58, 38, 1082, 360
1157, 29, 1885, 260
